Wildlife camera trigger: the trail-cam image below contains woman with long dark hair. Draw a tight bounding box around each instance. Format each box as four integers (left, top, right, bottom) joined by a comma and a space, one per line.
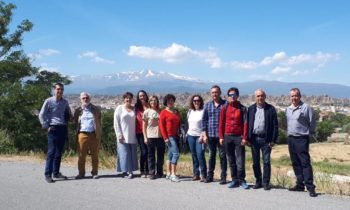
135, 90, 149, 177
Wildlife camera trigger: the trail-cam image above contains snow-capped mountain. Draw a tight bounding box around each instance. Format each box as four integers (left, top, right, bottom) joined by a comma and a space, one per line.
67, 70, 208, 94
65, 69, 350, 98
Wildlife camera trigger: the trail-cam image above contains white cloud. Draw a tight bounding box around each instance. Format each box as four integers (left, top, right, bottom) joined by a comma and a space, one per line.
38, 63, 60, 72
127, 43, 340, 74
28, 48, 60, 60
78, 51, 115, 64
271, 66, 291, 74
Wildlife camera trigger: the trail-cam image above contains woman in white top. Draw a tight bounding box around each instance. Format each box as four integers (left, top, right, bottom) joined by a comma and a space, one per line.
186, 94, 207, 182
114, 92, 138, 178
142, 95, 165, 180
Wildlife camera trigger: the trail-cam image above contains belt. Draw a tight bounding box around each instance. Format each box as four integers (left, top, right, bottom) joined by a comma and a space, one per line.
79, 131, 95, 135
253, 133, 265, 138
288, 135, 309, 139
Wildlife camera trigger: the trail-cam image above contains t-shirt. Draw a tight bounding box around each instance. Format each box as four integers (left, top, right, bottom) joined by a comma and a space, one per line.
143, 108, 161, 138
187, 109, 204, 136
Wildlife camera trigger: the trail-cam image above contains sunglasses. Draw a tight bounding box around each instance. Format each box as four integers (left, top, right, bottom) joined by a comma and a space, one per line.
193, 99, 201, 103
228, 93, 237, 97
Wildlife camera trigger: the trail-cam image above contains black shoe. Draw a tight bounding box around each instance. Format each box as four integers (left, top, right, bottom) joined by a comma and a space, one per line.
289, 186, 305, 192
53, 172, 68, 180
263, 184, 271, 191
45, 176, 55, 183
219, 177, 227, 185
204, 177, 213, 183
149, 175, 156, 180
75, 174, 85, 179
309, 190, 317, 197
253, 183, 262, 189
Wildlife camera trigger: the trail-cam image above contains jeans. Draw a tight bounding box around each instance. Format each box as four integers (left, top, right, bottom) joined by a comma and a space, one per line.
136, 134, 148, 174
167, 137, 179, 165
207, 137, 227, 179
288, 136, 315, 191
224, 135, 246, 182
251, 136, 271, 185
147, 138, 165, 176
45, 125, 67, 177
187, 135, 207, 177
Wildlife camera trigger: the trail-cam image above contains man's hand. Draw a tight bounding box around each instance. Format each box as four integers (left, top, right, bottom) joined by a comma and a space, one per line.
202, 133, 208, 144
269, 142, 275, 148
219, 138, 224, 146
241, 139, 247, 146
118, 136, 125, 143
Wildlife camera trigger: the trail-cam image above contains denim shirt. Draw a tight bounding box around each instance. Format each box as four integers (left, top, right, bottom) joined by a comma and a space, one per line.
286, 102, 316, 136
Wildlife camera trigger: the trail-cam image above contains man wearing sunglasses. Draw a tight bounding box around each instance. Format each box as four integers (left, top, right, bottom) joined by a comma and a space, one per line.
39, 83, 72, 183
73, 92, 102, 179
218, 87, 249, 189
247, 89, 278, 191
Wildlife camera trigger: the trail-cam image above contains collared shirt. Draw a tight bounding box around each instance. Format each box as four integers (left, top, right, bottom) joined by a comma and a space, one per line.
79, 106, 95, 132
286, 101, 316, 136
202, 98, 226, 138
39, 96, 70, 129
253, 105, 265, 134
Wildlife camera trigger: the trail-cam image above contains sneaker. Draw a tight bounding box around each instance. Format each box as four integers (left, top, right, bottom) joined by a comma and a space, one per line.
204, 176, 213, 183
240, 181, 249, 189
192, 175, 200, 181
288, 186, 305, 192
127, 173, 133, 179
45, 176, 55, 183
92, 175, 99, 179
219, 177, 227, 185
53, 172, 68, 180
165, 174, 171, 180
75, 174, 85, 179
227, 180, 238, 188
170, 175, 180, 182
120, 172, 128, 178
253, 183, 262, 189
149, 175, 156, 180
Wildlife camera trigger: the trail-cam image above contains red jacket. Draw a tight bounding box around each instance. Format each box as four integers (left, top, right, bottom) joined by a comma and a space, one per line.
159, 109, 181, 140
218, 101, 248, 140
135, 108, 144, 134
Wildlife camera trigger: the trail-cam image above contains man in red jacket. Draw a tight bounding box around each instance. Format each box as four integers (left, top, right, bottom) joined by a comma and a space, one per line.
219, 87, 249, 189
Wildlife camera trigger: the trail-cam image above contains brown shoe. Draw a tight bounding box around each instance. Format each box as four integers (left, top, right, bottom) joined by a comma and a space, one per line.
192, 175, 200, 181
200, 177, 206, 182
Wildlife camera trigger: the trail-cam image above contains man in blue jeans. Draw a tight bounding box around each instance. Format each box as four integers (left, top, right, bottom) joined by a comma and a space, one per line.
202, 85, 227, 184
247, 89, 278, 190
39, 83, 72, 183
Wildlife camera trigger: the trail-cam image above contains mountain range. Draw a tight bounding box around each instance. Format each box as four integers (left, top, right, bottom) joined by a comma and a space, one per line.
66, 70, 350, 98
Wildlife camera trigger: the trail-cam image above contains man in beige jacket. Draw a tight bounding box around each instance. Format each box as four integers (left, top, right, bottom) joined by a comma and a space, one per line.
73, 92, 102, 179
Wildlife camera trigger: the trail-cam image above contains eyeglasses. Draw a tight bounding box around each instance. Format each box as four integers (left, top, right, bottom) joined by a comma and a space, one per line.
228, 93, 237, 97
82, 97, 89, 100
193, 100, 200, 103
56, 88, 64, 91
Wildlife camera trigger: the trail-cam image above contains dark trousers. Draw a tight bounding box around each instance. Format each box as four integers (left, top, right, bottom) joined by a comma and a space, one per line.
224, 135, 246, 182
288, 136, 315, 191
136, 134, 148, 174
207, 137, 227, 179
45, 125, 67, 177
251, 136, 271, 185
187, 135, 207, 177
147, 138, 165, 176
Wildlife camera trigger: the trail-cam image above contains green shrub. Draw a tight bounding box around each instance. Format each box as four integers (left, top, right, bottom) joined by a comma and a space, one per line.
0, 129, 17, 154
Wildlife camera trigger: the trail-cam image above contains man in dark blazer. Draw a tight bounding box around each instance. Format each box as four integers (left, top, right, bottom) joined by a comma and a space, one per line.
247, 89, 278, 190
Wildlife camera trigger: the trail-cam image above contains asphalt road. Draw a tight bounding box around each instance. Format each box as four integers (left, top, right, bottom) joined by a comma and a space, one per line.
0, 160, 349, 210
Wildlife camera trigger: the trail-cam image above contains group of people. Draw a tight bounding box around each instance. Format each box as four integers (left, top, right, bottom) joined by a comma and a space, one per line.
38, 83, 317, 197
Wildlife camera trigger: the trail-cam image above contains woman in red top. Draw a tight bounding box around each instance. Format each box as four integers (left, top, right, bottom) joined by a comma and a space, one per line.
159, 94, 181, 182
135, 90, 149, 177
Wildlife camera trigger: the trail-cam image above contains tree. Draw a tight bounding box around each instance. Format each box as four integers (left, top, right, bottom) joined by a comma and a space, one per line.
0, 1, 71, 152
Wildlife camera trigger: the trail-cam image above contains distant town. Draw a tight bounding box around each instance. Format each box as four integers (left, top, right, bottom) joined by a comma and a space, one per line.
66, 93, 350, 117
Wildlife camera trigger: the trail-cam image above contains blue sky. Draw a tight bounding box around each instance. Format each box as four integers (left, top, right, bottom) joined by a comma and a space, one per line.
9, 0, 350, 85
